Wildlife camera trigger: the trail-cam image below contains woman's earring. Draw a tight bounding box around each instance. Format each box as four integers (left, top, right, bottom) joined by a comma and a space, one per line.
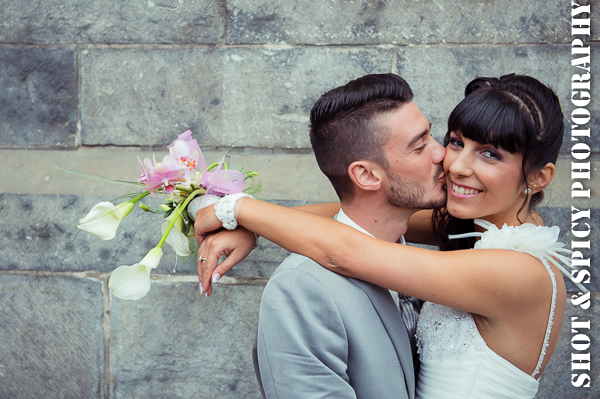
524, 188, 532, 194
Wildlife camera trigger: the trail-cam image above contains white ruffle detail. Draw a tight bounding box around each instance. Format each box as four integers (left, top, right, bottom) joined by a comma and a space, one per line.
214, 193, 254, 230
449, 219, 588, 293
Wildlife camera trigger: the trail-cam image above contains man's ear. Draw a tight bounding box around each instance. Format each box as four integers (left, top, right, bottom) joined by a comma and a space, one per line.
348, 161, 384, 192
528, 162, 555, 194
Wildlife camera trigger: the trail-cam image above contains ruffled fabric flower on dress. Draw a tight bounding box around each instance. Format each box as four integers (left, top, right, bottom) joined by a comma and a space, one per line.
449, 219, 588, 293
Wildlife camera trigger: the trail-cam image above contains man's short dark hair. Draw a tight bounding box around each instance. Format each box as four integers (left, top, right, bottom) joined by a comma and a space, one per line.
309, 73, 414, 201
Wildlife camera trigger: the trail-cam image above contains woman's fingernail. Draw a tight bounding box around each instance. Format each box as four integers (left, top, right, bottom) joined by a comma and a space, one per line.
212, 273, 221, 283
204, 292, 208, 298
199, 282, 203, 293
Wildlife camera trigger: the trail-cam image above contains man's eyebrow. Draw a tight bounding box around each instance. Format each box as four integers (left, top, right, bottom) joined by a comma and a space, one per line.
406, 123, 432, 148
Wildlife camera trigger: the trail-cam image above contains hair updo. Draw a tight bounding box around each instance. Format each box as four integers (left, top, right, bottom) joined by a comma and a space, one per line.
434, 74, 565, 250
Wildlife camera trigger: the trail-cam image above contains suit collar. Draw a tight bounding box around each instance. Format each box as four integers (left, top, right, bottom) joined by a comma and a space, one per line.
334, 210, 415, 397
349, 278, 416, 399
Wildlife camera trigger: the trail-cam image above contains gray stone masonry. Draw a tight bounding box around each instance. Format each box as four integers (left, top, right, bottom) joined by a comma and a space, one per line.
0, 0, 598, 398
0, 275, 105, 398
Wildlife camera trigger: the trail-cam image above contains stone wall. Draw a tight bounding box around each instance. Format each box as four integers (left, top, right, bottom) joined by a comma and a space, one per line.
0, 1, 598, 398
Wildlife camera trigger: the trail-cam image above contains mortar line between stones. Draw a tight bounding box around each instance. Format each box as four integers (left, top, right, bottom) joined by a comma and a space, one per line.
76, 44, 82, 148
103, 278, 110, 399
75, 144, 316, 155
1, 42, 597, 50
221, 0, 228, 45
0, 270, 270, 285
3, 145, 600, 157
391, 48, 398, 74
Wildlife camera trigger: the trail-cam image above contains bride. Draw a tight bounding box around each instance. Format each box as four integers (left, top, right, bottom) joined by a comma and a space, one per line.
193, 74, 584, 398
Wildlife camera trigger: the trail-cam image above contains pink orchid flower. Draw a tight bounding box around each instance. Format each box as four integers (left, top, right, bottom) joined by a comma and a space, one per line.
138, 156, 186, 196
163, 140, 202, 185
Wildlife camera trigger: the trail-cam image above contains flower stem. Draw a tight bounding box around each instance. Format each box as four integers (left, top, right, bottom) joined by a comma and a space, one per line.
156, 188, 206, 248
206, 161, 228, 171
128, 191, 151, 204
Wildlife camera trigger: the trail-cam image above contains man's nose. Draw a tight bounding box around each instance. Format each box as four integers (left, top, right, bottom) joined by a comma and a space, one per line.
432, 140, 446, 164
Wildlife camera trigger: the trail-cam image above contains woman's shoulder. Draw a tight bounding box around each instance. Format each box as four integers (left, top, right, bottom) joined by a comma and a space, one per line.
473, 221, 572, 295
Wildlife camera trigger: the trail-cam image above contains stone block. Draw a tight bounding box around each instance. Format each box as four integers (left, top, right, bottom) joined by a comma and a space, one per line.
81, 48, 225, 147
543, 156, 600, 210
0, 48, 77, 149
218, 47, 393, 148
109, 282, 263, 398
227, 0, 574, 45
81, 47, 393, 148
0, 275, 104, 398
0, 193, 303, 277
535, 295, 600, 399
0, 0, 224, 44
398, 45, 599, 153
0, 193, 165, 273
0, 148, 338, 202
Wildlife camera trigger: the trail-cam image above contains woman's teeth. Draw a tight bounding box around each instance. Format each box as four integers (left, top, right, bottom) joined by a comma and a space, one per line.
452, 183, 480, 195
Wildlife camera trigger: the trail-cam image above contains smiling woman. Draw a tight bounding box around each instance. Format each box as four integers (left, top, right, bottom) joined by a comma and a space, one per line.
434, 75, 564, 252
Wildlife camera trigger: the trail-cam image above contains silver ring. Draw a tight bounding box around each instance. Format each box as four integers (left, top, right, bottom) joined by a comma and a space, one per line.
198, 256, 207, 262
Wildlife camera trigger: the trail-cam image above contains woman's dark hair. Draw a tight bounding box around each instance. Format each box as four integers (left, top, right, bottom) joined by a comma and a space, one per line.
433, 74, 565, 250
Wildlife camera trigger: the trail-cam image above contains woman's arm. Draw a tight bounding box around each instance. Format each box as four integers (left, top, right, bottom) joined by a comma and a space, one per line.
293, 202, 340, 217
194, 202, 340, 296
196, 198, 551, 318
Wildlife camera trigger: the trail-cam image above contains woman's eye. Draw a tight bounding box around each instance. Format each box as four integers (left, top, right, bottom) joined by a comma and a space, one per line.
448, 138, 463, 148
482, 149, 501, 160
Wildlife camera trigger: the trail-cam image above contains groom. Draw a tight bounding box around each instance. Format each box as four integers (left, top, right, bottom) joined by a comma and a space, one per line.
252, 74, 447, 398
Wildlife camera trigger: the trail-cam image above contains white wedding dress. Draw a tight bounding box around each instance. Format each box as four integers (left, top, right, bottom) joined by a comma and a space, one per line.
414, 220, 578, 399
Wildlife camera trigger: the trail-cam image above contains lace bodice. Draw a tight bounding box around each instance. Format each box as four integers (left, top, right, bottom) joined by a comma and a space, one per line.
414, 220, 575, 399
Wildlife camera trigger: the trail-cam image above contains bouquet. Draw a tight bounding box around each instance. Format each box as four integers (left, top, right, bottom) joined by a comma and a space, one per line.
76, 130, 259, 300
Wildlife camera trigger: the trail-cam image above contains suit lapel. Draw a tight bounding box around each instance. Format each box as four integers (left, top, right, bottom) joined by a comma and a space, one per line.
350, 278, 416, 399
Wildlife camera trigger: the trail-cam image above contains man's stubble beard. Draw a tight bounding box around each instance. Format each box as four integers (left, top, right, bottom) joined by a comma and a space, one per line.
386, 167, 447, 210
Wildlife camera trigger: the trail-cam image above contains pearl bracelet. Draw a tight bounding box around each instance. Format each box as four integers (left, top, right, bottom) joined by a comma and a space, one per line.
214, 193, 255, 230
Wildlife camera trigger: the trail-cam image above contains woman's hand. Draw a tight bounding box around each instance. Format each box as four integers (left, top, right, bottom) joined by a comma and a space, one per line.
197, 227, 257, 296
194, 204, 224, 245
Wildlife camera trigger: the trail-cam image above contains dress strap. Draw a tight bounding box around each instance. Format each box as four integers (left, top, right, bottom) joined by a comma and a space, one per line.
531, 258, 557, 378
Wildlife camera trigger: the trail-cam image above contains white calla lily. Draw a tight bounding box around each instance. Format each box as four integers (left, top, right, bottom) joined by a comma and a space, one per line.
108, 247, 163, 300
78, 201, 134, 240
161, 216, 192, 256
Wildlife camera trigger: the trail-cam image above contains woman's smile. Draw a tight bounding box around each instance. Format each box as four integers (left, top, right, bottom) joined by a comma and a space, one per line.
449, 180, 482, 198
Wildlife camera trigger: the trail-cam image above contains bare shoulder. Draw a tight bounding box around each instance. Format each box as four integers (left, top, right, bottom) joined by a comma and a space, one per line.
487, 250, 564, 316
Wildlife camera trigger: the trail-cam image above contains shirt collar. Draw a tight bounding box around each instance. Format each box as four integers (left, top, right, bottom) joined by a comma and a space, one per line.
334, 208, 375, 237
334, 208, 406, 245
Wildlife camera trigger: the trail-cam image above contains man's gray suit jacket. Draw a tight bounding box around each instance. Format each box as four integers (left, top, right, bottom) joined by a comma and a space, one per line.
253, 252, 416, 399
